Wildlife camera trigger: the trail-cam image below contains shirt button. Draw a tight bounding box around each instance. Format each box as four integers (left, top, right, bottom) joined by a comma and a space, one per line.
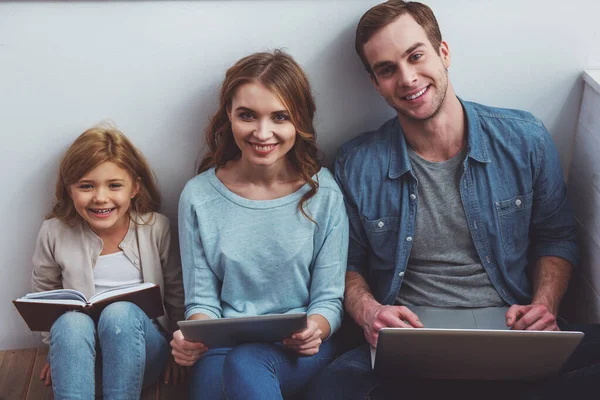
515, 199, 522, 207
406, 236, 413, 242
410, 194, 416, 200
486, 256, 491, 263
378, 221, 385, 228
119, 242, 125, 248
134, 259, 139, 265
399, 271, 405, 277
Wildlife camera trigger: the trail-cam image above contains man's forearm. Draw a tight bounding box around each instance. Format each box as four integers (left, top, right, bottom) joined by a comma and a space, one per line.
344, 271, 382, 327
531, 256, 573, 315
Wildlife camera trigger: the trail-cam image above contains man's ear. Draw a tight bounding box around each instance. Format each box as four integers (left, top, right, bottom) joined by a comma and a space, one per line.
440, 41, 451, 69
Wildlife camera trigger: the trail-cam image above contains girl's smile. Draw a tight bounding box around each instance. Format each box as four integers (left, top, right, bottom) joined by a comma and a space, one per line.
68, 161, 139, 237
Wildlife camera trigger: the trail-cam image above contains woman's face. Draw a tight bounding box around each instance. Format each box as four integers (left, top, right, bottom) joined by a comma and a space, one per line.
227, 82, 296, 170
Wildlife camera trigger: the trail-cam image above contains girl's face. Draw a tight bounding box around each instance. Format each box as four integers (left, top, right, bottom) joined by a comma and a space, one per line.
68, 161, 140, 237
227, 82, 297, 170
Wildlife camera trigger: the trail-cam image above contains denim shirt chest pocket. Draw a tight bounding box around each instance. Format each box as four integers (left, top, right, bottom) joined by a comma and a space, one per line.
494, 192, 533, 255
363, 216, 399, 268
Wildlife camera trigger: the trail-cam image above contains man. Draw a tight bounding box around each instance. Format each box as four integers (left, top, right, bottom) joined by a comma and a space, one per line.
307, 1, 600, 399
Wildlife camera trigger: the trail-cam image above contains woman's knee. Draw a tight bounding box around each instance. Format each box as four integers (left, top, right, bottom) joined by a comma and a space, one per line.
224, 343, 278, 377
189, 348, 230, 400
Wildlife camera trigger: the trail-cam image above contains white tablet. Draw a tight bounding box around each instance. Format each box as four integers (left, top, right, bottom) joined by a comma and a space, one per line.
178, 312, 307, 348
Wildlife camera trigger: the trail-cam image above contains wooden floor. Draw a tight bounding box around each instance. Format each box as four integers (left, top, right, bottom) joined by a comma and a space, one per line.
0, 348, 188, 400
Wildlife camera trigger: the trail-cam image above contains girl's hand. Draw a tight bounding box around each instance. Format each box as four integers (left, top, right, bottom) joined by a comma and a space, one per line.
170, 330, 208, 366
40, 361, 52, 386
283, 318, 323, 356
163, 353, 189, 384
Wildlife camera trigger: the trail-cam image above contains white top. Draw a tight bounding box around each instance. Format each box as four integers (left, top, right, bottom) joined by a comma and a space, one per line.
93, 251, 143, 294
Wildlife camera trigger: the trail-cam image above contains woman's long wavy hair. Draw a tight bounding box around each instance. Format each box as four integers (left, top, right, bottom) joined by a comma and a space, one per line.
198, 50, 321, 222
48, 126, 161, 226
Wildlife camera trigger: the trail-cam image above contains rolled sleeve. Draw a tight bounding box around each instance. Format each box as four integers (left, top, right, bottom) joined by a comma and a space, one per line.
529, 126, 579, 267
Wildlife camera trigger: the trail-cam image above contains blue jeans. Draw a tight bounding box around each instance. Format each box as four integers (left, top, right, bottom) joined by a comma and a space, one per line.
49, 302, 169, 400
306, 322, 600, 400
189, 339, 340, 400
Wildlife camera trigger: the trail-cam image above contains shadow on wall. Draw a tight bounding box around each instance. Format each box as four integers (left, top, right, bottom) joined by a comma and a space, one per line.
2, 149, 63, 349
532, 72, 584, 175
148, 80, 222, 224
561, 223, 600, 324
304, 22, 394, 168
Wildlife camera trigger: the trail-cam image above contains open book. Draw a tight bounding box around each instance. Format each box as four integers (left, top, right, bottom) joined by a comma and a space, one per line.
13, 282, 164, 332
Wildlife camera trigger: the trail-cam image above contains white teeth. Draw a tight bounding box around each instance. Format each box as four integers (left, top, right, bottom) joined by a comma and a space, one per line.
252, 144, 275, 151
91, 208, 113, 215
405, 86, 428, 100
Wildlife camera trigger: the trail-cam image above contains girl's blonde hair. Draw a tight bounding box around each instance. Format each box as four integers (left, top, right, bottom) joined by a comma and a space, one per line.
198, 50, 321, 222
48, 126, 161, 226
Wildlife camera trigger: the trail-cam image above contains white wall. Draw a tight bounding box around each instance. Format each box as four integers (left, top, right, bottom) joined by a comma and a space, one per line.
1, 0, 599, 350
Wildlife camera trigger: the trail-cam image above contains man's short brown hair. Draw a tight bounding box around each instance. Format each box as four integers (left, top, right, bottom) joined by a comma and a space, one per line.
355, 1, 442, 75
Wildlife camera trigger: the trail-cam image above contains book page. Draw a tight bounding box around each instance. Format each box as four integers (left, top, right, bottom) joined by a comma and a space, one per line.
17, 298, 86, 306
89, 282, 155, 304
23, 289, 87, 303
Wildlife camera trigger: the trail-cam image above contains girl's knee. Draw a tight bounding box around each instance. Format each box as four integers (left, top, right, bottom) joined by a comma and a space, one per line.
101, 301, 142, 318
50, 312, 96, 362
51, 311, 95, 340
97, 301, 144, 336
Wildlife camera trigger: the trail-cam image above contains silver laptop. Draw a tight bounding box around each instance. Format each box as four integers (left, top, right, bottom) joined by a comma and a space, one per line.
178, 312, 307, 348
371, 306, 583, 381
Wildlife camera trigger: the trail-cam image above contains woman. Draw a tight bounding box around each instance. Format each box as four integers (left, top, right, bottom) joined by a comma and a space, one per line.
171, 50, 348, 399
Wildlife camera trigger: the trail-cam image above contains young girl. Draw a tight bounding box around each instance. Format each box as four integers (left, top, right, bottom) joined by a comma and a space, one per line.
32, 127, 185, 398
171, 51, 349, 399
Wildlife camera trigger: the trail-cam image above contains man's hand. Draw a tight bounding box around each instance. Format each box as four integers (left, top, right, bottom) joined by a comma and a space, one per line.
506, 303, 559, 331
283, 318, 323, 356
170, 330, 208, 366
363, 305, 423, 347
40, 361, 52, 386
163, 353, 189, 384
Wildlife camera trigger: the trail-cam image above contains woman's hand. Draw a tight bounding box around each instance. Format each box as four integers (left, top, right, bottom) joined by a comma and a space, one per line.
283, 318, 323, 356
40, 361, 52, 386
163, 353, 189, 384
170, 330, 208, 366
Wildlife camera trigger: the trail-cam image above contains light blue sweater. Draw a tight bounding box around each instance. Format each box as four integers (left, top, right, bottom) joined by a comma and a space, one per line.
178, 167, 348, 335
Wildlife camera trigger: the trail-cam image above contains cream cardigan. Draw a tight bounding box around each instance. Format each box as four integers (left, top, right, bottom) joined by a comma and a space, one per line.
32, 212, 185, 341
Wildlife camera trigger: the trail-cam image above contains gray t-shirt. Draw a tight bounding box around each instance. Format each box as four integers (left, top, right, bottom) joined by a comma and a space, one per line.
397, 147, 505, 307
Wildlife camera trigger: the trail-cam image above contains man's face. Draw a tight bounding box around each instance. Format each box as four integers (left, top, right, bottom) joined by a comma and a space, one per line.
363, 14, 451, 122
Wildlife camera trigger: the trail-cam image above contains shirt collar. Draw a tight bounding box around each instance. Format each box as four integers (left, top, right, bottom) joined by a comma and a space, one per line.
461, 98, 491, 164
388, 97, 490, 179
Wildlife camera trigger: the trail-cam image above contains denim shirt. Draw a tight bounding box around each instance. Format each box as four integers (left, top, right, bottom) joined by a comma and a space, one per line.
334, 99, 579, 306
